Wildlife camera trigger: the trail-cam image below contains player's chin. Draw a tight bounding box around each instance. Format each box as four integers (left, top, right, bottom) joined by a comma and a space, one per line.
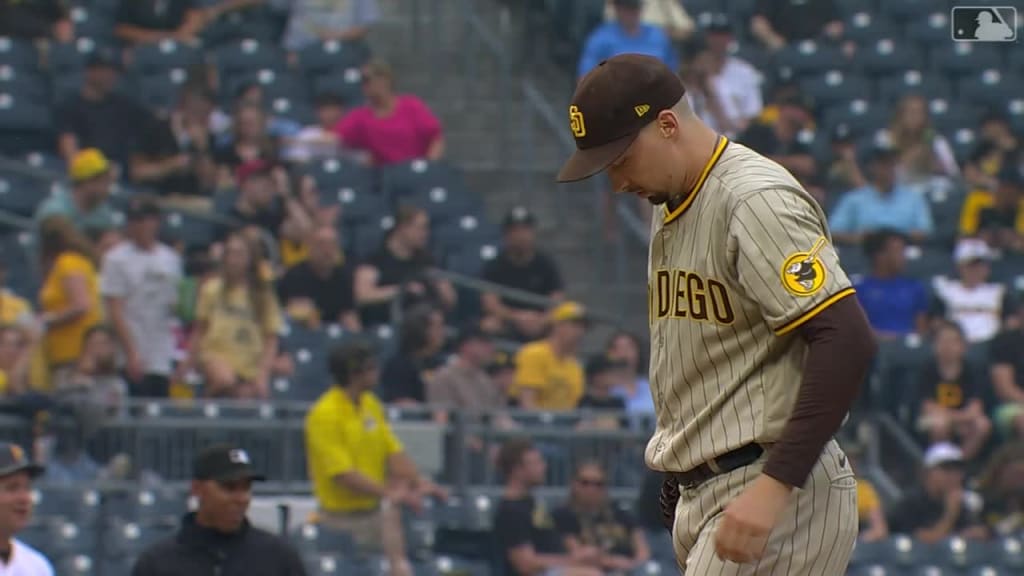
647, 194, 669, 206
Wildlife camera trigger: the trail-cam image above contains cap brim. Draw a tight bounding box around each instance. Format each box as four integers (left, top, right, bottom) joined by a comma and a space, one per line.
0, 463, 45, 479
556, 132, 637, 183
203, 470, 266, 483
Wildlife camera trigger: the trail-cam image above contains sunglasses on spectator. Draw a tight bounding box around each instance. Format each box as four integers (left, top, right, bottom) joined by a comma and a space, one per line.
576, 477, 605, 488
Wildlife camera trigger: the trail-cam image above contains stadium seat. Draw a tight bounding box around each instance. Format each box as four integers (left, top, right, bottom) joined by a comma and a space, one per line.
445, 242, 499, 279
104, 520, 176, 559
926, 99, 981, 135
22, 150, 67, 175
201, 6, 278, 45
49, 38, 97, 76
843, 12, 900, 45
990, 536, 1024, 570
104, 489, 186, 526
297, 39, 371, 77
921, 179, 966, 246
0, 172, 56, 217
380, 160, 465, 200
924, 537, 988, 570
54, 554, 97, 576
0, 37, 38, 71
32, 487, 101, 526
858, 39, 926, 75
903, 244, 953, 280
348, 215, 392, 258
931, 43, 1004, 78
878, 0, 935, 23
772, 41, 845, 75
1004, 99, 1024, 134
302, 553, 343, 576
432, 213, 501, 259
848, 566, 908, 576
211, 39, 289, 79
905, 11, 954, 46
403, 186, 481, 228
957, 69, 1024, 110
800, 70, 872, 110
129, 40, 204, 76
822, 99, 891, 136
0, 232, 38, 298
69, 5, 114, 43
876, 70, 952, 104
161, 210, 222, 250
0, 66, 48, 100
0, 92, 53, 155
876, 338, 930, 423
947, 127, 979, 165
429, 556, 491, 576
308, 158, 376, 198
968, 567, 1006, 576
269, 96, 315, 126
137, 68, 189, 113
1008, 47, 1024, 73
294, 523, 358, 557
312, 70, 365, 107
333, 186, 389, 229
223, 68, 309, 108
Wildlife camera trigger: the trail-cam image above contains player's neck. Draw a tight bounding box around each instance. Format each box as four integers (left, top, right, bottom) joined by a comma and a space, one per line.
667, 128, 721, 209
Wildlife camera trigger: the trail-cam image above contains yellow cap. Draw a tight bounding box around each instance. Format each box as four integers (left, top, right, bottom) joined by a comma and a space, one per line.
551, 301, 587, 323
69, 148, 110, 183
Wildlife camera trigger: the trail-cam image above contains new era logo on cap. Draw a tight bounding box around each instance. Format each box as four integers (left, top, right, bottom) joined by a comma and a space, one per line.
635, 104, 650, 117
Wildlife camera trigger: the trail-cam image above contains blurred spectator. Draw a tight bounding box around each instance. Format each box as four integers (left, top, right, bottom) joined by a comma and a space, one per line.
605, 330, 653, 415
0, 261, 35, 329
553, 461, 650, 572
0, 264, 44, 393
426, 325, 505, 415
576, 356, 627, 431
854, 230, 929, 339
281, 93, 346, 164
481, 207, 564, 341
101, 195, 182, 398
379, 304, 446, 406
750, 0, 843, 52
889, 95, 960, 183
305, 340, 445, 576
0, 326, 32, 397
37, 216, 102, 375
684, 15, 762, 139
0, 442, 53, 575
913, 321, 992, 461
114, 0, 205, 45
931, 239, 1011, 344
38, 416, 101, 485
823, 123, 866, 195
228, 82, 303, 140
513, 302, 587, 411
132, 87, 219, 199
56, 47, 154, 171
989, 312, 1024, 441
736, 95, 815, 183
52, 326, 127, 435
181, 231, 281, 399
132, 445, 307, 576
976, 163, 1024, 252
888, 442, 987, 543
335, 60, 445, 166
830, 143, 934, 245
493, 439, 602, 576
577, 0, 677, 80
354, 206, 456, 327
964, 113, 1020, 192
602, 0, 693, 41
277, 225, 359, 331
0, 0, 72, 41
487, 351, 519, 407
214, 103, 279, 187
280, 0, 378, 51
227, 161, 314, 241
846, 445, 888, 542
35, 148, 117, 235
977, 442, 1024, 538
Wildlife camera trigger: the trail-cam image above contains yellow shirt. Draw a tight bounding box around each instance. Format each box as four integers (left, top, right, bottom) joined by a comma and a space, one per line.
39, 252, 102, 366
0, 291, 31, 325
195, 278, 281, 381
959, 189, 1024, 235
280, 238, 309, 269
305, 387, 404, 512
857, 479, 881, 521
514, 340, 584, 411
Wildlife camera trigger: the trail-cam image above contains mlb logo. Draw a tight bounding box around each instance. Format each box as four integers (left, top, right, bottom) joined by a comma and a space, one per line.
951, 6, 1018, 42
228, 449, 250, 464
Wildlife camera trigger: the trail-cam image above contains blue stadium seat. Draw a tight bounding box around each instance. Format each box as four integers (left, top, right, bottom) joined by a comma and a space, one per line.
211, 39, 289, 79
800, 70, 872, 109
836, 0, 877, 18
947, 127, 979, 164
924, 537, 988, 570
835, 243, 870, 278
333, 186, 389, 229
104, 489, 186, 526
312, 70, 364, 107
926, 99, 981, 135
130, 40, 204, 76
297, 39, 371, 77
430, 556, 491, 576
32, 487, 101, 526
268, 96, 315, 126
906, 11, 953, 46
104, 520, 176, 559
445, 242, 499, 278
844, 12, 900, 45
858, 39, 926, 75
822, 99, 891, 136
161, 210, 222, 250
380, 160, 465, 200
920, 181, 965, 247
54, 554, 97, 576
990, 535, 1024, 569
0, 92, 53, 154
347, 216, 391, 259
22, 150, 67, 175
49, 38, 97, 76
293, 523, 358, 557
223, 69, 309, 107
772, 40, 845, 75
0, 232, 38, 298
308, 158, 377, 198
1009, 47, 1024, 73
876, 338, 931, 423
0, 172, 54, 217
0, 37, 38, 70
876, 70, 952, 104
403, 186, 481, 228
201, 6, 278, 45
432, 213, 501, 259
137, 69, 189, 113
1004, 99, 1024, 134
0, 66, 48, 100
931, 43, 1004, 78
878, 0, 936, 23
957, 69, 1024, 110
302, 553, 343, 576
968, 567, 1006, 576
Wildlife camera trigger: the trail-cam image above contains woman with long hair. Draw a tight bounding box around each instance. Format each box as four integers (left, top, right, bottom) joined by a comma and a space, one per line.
605, 330, 654, 415
888, 94, 960, 183
38, 215, 103, 378
379, 303, 447, 405
552, 461, 651, 572
181, 231, 281, 398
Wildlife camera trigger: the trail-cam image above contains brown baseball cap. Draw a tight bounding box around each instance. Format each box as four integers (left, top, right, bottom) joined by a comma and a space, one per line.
557, 54, 686, 183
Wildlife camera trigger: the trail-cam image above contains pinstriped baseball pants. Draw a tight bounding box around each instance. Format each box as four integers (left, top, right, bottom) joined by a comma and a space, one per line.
673, 440, 858, 575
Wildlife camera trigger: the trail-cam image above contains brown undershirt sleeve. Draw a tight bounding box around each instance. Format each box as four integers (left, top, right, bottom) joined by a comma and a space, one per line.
762, 294, 878, 488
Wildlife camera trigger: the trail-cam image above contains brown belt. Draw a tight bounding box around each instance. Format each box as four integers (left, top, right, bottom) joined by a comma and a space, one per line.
668, 443, 765, 490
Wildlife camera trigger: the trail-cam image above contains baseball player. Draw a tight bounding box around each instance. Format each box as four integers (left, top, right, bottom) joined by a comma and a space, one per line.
556, 54, 877, 574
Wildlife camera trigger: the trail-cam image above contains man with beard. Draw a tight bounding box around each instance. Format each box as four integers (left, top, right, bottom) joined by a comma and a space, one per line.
556, 54, 876, 574
132, 445, 306, 576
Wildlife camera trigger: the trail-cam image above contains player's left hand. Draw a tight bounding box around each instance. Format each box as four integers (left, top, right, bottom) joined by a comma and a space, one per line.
714, 474, 793, 563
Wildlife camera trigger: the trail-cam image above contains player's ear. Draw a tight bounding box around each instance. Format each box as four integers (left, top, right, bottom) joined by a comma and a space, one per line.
656, 110, 678, 139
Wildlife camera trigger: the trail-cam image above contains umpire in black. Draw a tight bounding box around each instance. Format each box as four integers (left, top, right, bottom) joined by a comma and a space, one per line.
132, 444, 307, 576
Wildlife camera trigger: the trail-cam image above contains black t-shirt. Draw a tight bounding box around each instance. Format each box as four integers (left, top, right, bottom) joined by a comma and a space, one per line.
277, 261, 355, 324
135, 116, 210, 196
494, 496, 564, 576
116, 0, 195, 31
755, 0, 839, 43
481, 250, 563, 311
977, 205, 1020, 234
379, 353, 425, 403
57, 93, 153, 171
551, 505, 636, 558
0, 0, 66, 39
359, 247, 437, 327
227, 200, 284, 236
737, 123, 812, 158
888, 489, 981, 535
914, 361, 985, 411
990, 329, 1024, 382
577, 395, 626, 411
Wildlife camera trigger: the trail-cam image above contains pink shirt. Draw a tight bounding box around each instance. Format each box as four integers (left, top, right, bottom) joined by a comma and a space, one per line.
334, 95, 442, 166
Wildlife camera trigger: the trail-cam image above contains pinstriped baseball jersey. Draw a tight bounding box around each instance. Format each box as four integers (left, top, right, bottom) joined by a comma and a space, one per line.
645, 136, 855, 474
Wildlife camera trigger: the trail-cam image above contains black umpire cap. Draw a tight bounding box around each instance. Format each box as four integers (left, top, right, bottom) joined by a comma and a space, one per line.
557, 54, 686, 183
193, 444, 266, 482
0, 442, 44, 479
